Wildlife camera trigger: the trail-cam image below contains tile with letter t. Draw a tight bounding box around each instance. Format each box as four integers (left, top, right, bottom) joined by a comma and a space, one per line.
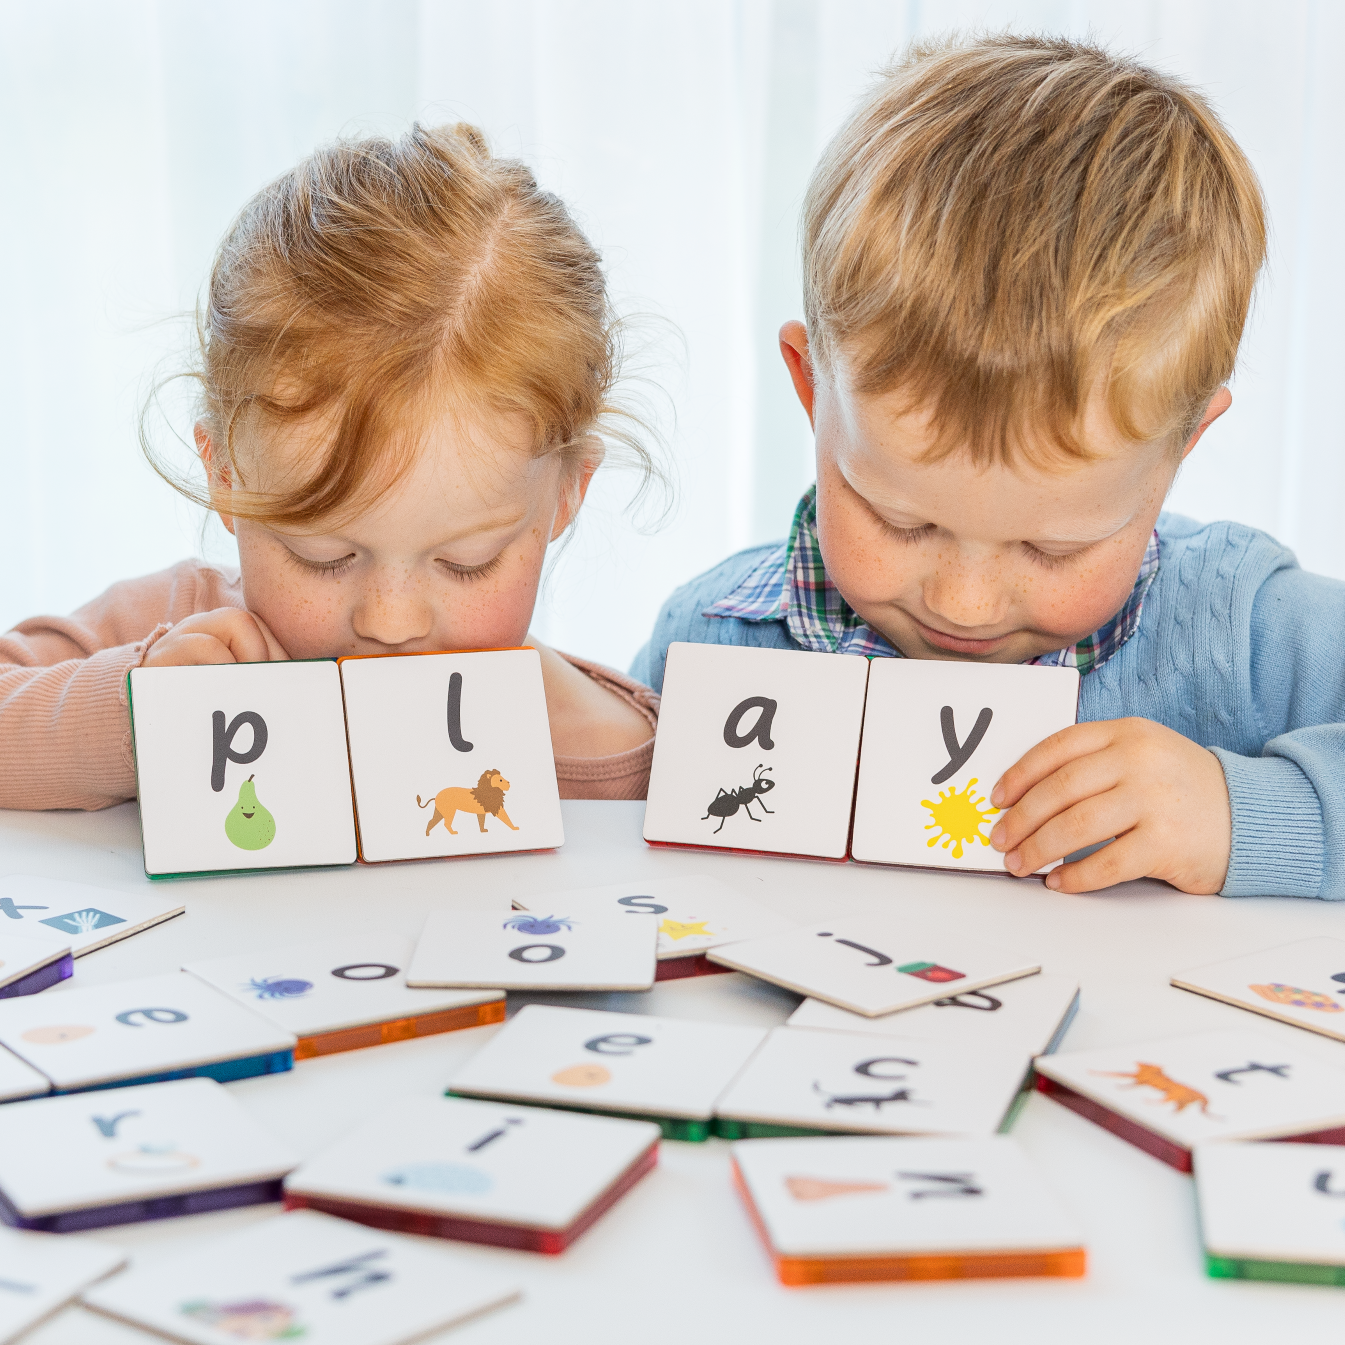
643, 643, 870, 859
82, 1208, 522, 1345
127, 662, 356, 877
0, 1227, 126, 1343
0, 875, 184, 956
0, 931, 71, 1001
851, 659, 1079, 872
340, 649, 563, 863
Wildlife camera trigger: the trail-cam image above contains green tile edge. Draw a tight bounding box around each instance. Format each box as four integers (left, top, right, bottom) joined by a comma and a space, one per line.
445, 1090, 710, 1142
1206, 1253, 1345, 1286
713, 1119, 833, 1139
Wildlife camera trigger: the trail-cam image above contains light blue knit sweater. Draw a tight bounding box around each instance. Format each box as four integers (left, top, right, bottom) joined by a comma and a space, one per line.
630, 512, 1345, 900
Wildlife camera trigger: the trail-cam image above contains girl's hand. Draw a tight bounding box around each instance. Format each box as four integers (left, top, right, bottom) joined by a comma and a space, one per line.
988, 717, 1232, 895
143, 609, 289, 668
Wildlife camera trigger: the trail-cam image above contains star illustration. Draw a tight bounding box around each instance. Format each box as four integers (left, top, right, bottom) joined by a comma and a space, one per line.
658, 918, 715, 941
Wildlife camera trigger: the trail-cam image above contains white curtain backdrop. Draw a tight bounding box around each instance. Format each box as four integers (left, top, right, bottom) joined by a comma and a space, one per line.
1, 0, 1341, 673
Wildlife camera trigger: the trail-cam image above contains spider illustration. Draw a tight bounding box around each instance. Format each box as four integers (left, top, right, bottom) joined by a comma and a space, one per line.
243, 976, 314, 1000
502, 914, 575, 936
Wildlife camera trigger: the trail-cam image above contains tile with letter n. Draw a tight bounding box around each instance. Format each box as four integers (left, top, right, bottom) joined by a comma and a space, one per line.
82, 1208, 522, 1345
0, 1077, 297, 1233
340, 649, 563, 863
731, 1134, 1085, 1286
127, 662, 356, 878
851, 659, 1079, 872
0, 1227, 125, 1342
0, 971, 295, 1094
0, 875, 184, 956
643, 643, 870, 860
1196, 1141, 1345, 1286
283, 1095, 660, 1254
446, 1003, 767, 1141
0, 931, 71, 1001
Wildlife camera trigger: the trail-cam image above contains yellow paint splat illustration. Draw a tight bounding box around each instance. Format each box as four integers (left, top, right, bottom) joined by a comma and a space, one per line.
659, 918, 715, 941
921, 777, 999, 860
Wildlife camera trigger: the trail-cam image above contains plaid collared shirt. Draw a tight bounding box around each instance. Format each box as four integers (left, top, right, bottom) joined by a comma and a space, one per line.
704, 486, 1160, 674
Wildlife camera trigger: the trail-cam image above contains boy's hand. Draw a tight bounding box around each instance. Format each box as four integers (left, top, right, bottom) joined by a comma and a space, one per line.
988, 718, 1231, 895
143, 609, 289, 668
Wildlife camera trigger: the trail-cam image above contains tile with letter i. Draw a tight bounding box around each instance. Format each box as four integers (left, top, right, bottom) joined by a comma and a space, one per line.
340, 649, 563, 863
0, 1078, 297, 1233
127, 662, 356, 877
0, 1227, 125, 1342
643, 643, 870, 860
283, 1095, 660, 1254
0, 971, 295, 1094
0, 931, 71, 1001
446, 1003, 768, 1141
184, 936, 505, 1059
1196, 1141, 1345, 1287
0, 875, 184, 955
730, 1134, 1085, 1286
82, 1208, 522, 1345
850, 659, 1079, 872
1034, 1028, 1345, 1172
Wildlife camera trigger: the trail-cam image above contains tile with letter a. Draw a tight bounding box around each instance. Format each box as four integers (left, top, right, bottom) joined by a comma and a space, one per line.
0, 1226, 125, 1343
643, 643, 870, 860
0, 875, 184, 956
731, 1134, 1085, 1286
82, 1208, 522, 1345
0, 971, 295, 1093
851, 659, 1079, 872
0, 1077, 297, 1233
0, 1047, 48, 1105
1034, 1028, 1345, 1173
1196, 1141, 1345, 1286
283, 1094, 660, 1254
340, 648, 563, 863
0, 931, 71, 1001
128, 662, 356, 877
446, 1003, 767, 1141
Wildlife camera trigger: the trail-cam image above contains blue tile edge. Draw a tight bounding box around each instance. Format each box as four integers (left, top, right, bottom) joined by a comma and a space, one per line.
0, 1177, 285, 1232
51, 1049, 294, 1095
0, 954, 74, 999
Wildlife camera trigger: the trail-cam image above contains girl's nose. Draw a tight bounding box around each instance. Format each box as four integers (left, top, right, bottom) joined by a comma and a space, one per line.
351, 575, 435, 647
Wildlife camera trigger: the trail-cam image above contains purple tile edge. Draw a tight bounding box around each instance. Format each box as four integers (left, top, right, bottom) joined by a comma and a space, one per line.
0, 953, 73, 999
0, 1177, 285, 1233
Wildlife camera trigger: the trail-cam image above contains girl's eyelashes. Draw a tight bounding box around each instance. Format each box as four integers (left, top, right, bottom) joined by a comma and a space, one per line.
285, 548, 357, 577
437, 553, 505, 582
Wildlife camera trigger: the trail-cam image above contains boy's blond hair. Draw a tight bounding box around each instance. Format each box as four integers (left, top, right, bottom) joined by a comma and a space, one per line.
802, 34, 1266, 465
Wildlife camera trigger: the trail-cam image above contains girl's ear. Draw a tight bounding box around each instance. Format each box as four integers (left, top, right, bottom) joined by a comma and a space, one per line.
195, 422, 237, 537
550, 435, 605, 541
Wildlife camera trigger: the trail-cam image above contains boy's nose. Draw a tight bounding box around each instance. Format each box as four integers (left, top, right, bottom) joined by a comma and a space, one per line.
921, 560, 1008, 631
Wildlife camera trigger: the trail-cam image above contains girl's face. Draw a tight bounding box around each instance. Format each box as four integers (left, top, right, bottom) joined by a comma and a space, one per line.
204, 406, 588, 660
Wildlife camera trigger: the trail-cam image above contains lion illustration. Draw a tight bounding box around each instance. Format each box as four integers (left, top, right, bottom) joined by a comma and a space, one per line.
1092, 1062, 1217, 1116
417, 769, 518, 836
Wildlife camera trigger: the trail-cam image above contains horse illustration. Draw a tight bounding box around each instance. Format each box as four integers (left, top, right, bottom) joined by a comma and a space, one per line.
417, 769, 518, 836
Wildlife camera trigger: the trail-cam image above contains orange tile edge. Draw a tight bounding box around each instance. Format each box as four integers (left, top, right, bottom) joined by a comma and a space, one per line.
294, 999, 506, 1060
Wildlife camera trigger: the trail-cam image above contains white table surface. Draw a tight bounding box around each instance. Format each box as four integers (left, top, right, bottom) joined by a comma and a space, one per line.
4, 799, 1345, 1344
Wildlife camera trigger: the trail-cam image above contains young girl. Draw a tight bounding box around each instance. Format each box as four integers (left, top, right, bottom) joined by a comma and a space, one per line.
0, 123, 659, 812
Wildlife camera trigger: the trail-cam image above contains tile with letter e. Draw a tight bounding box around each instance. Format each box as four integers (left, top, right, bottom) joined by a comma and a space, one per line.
446, 1003, 767, 1141
0, 875, 184, 956
82, 1208, 521, 1345
340, 649, 563, 863
708, 921, 1039, 1017
0, 931, 71, 1001
643, 643, 870, 860
713, 1027, 1033, 1139
851, 659, 1079, 871
1034, 1028, 1345, 1172
0, 971, 295, 1093
184, 936, 504, 1060
0, 1227, 125, 1343
128, 662, 356, 877
0, 1077, 297, 1233
407, 907, 656, 992
731, 1134, 1085, 1286
1196, 1141, 1345, 1286
283, 1094, 660, 1254
0, 1047, 48, 1104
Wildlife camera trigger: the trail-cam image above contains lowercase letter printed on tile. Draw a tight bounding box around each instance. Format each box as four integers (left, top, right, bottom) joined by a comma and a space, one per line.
708, 921, 1040, 1017
0, 932, 71, 1000
851, 659, 1079, 872
408, 906, 656, 992
0, 1227, 126, 1345
643, 643, 870, 860
1172, 937, 1345, 1044
0, 876, 184, 956
0, 971, 296, 1093
1034, 1028, 1345, 1172
339, 649, 563, 863
184, 935, 504, 1057
128, 662, 356, 877
731, 1134, 1086, 1286
0, 1078, 298, 1233
0, 1047, 48, 1104
284, 1095, 661, 1254
83, 1208, 522, 1345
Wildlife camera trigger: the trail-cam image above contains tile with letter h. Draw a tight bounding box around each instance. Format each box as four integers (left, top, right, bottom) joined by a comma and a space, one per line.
643, 643, 870, 860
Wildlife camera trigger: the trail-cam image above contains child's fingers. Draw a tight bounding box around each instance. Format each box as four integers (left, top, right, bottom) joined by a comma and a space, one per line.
1001, 786, 1131, 876
991, 721, 1117, 807
248, 613, 291, 662
1041, 831, 1149, 893
216, 612, 277, 664
990, 749, 1122, 856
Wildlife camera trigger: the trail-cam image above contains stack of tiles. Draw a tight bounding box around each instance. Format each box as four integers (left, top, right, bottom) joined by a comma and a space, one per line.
0, 875, 184, 956
446, 1004, 767, 1141
0, 1078, 296, 1232
0, 1227, 125, 1343
731, 1135, 1085, 1285
0, 932, 71, 1001
185, 937, 505, 1059
1034, 1029, 1345, 1171
284, 1095, 660, 1253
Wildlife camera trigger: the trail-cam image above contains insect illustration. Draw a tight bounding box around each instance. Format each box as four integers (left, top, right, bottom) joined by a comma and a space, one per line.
243, 976, 314, 1001
503, 913, 575, 936
812, 1081, 920, 1111
1092, 1062, 1218, 1116
702, 764, 776, 834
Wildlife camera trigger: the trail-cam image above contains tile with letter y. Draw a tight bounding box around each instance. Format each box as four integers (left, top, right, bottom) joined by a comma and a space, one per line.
643, 643, 870, 859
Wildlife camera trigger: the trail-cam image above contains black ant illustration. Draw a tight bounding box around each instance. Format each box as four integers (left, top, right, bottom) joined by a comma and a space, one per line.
702, 764, 776, 833
812, 1081, 922, 1111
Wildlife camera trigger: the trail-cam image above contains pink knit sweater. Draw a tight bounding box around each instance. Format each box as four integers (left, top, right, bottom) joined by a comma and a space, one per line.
0, 561, 659, 811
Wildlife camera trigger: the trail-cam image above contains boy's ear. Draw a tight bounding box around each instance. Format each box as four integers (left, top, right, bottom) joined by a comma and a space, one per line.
1181, 387, 1233, 460
195, 422, 237, 537
779, 321, 816, 428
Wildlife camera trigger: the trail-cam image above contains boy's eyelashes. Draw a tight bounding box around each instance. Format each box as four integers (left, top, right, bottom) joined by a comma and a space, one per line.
875, 517, 935, 544
869, 513, 1089, 569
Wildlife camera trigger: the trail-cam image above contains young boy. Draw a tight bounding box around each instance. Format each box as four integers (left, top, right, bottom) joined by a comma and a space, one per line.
632, 35, 1345, 900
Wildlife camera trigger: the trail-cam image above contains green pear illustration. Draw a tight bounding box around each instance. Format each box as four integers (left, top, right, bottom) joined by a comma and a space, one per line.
224, 774, 276, 850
